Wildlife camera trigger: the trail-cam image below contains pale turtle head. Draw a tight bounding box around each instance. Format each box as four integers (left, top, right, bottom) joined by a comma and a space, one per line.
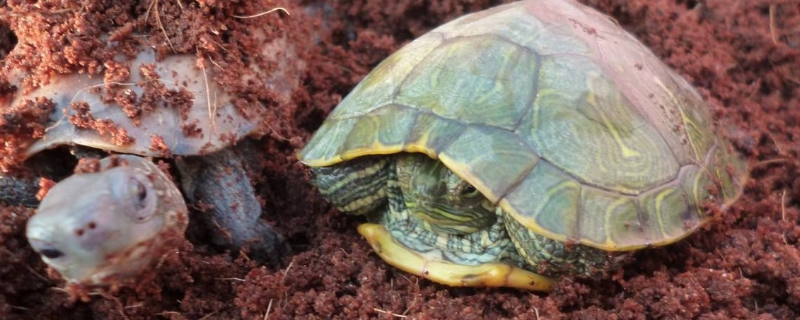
26, 155, 187, 285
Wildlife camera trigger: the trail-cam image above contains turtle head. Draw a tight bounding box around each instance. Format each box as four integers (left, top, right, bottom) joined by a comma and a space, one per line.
25, 155, 188, 285
396, 154, 496, 234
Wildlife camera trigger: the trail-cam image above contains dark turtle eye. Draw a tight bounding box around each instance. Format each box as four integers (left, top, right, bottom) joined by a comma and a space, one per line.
132, 180, 147, 206
461, 184, 479, 196
40, 248, 63, 259
117, 173, 157, 221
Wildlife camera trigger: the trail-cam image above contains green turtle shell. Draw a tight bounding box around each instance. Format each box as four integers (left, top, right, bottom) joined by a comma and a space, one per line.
299, 0, 747, 251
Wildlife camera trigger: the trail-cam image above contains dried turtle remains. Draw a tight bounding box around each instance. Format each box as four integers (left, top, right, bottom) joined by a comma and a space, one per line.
1, 32, 301, 286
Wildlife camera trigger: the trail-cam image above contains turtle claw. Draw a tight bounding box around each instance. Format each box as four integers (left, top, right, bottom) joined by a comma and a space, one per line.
357, 223, 555, 291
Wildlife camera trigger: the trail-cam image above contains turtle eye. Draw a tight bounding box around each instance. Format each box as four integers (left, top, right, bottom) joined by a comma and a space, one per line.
40, 248, 64, 259
132, 180, 147, 205
460, 184, 480, 197
29, 240, 66, 260
113, 172, 157, 221
129, 178, 154, 217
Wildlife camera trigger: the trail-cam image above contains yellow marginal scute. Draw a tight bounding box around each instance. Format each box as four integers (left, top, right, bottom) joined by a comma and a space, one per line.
404, 139, 439, 160
300, 133, 442, 168
499, 209, 563, 246
691, 164, 710, 213
533, 181, 578, 238
357, 223, 555, 291
601, 196, 632, 249
340, 143, 405, 162
654, 188, 674, 239
299, 154, 346, 168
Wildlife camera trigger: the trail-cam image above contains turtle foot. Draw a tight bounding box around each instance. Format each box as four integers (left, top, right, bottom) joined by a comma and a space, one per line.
177, 148, 290, 264
1, 151, 75, 207
239, 222, 291, 264
0, 173, 41, 207
357, 223, 555, 291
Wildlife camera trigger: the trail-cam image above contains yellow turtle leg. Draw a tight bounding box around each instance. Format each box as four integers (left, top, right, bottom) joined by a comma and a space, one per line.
358, 223, 555, 291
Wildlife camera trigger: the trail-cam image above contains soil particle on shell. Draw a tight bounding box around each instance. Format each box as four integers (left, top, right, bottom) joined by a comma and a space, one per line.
1, 0, 800, 319
149, 134, 172, 157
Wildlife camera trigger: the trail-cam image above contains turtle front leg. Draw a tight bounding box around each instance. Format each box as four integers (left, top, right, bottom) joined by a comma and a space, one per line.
0, 173, 41, 207
310, 156, 391, 216
503, 212, 625, 278
176, 148, 289, 264
1, 153, 75, 207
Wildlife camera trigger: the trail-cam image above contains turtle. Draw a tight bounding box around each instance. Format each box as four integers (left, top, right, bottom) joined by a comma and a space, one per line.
1, 32, 302, 285
297, 0, 748, 291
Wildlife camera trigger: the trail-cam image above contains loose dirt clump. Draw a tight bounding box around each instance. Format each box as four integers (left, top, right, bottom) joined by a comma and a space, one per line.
1, 0, 799, 319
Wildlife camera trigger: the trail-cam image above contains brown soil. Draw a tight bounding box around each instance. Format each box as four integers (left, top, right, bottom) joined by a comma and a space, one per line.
1, 0, 799, 319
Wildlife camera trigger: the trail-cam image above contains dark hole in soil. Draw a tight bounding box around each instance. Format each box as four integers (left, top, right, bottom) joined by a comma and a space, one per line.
0, 21, 17, 60
24, 147, 79, 181
676, 0, 700, 10
297, 108, 327, 133
759, 78, 774, 95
